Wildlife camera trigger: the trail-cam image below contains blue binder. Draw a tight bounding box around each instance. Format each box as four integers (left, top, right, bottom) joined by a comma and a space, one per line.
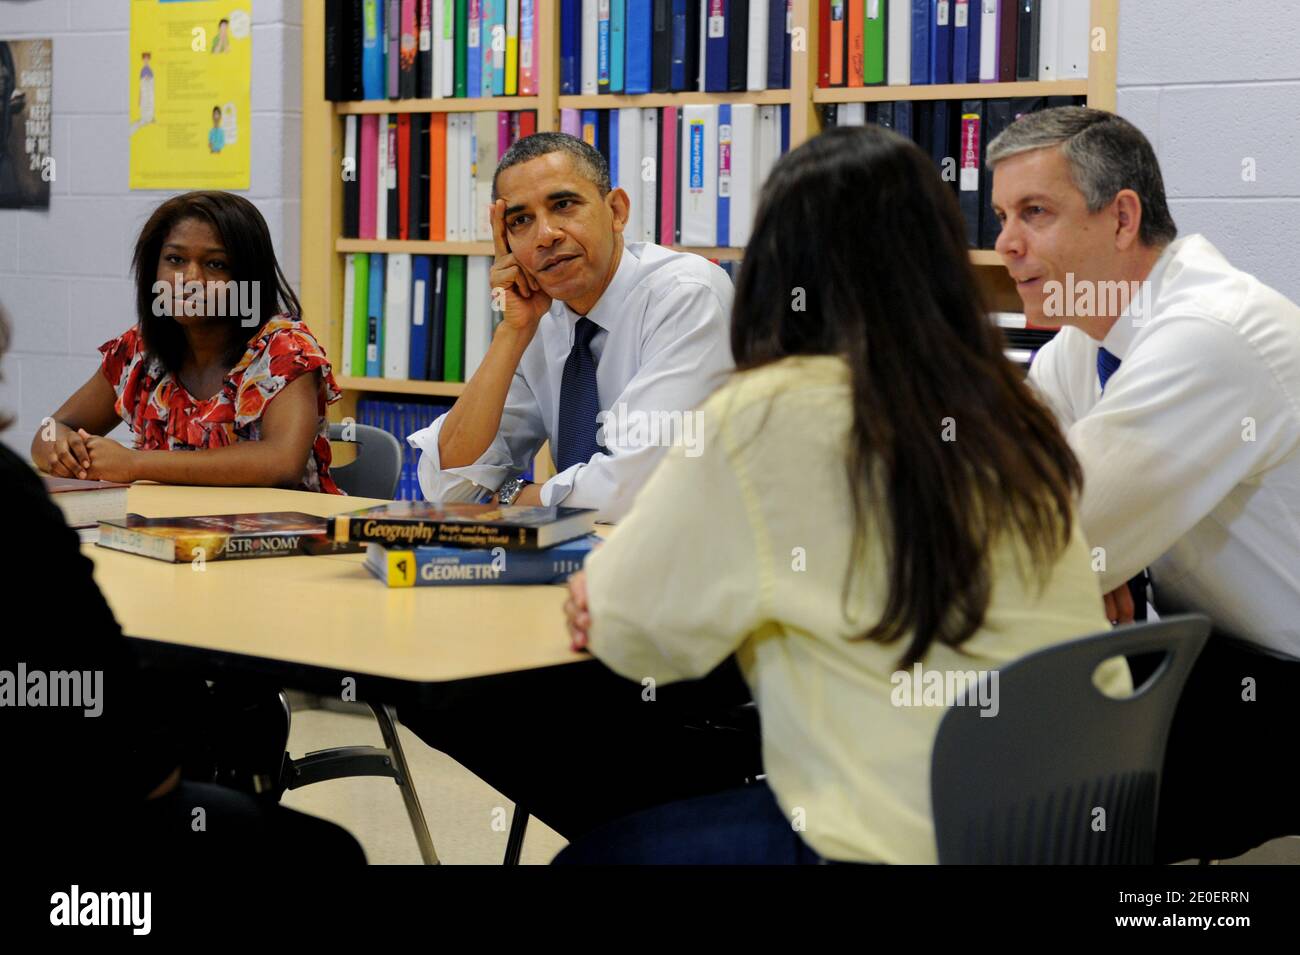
929, 0, 953, 84
467, 1, 482, 99
409, 255, 432, 380
624, 0, 653, 93
705, 0, 729, 92
362, 0, 386, 99
670, 0, 691, 90
560, 0, 580, 93
766, 0, 785, 89
910, 0, 931, 85
611, 0, 627, 92
716, 103, 730, 247
366, 253, 385, 378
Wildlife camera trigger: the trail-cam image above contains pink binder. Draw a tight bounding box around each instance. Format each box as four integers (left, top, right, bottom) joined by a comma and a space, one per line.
659, 106, 678, 247
359, 113, 379, 240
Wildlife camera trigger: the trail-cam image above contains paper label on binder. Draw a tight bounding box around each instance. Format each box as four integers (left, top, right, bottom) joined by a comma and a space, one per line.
955, 0, 968, 28
937, 2, 950, 27
960, 114, 981, 191
413, 281, 426, 325
689, 121, 705, 193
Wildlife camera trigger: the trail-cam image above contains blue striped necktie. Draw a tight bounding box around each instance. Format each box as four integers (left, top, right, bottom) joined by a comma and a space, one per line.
555, 317, 604, 472
1097, 346, 1123, 391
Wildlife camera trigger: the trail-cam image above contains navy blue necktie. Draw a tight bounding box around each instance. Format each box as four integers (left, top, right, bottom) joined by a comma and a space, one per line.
555, 317, 604, 472
1097, 345, 1149, 622
1097, 346, 1122, 391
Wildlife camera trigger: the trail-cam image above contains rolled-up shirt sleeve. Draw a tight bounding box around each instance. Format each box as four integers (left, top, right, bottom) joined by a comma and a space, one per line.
539, 280, 733, 521
408, 367, 549, 503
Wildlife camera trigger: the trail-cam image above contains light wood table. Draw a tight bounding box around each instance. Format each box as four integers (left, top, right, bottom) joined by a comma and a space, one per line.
85, 485, 586, 702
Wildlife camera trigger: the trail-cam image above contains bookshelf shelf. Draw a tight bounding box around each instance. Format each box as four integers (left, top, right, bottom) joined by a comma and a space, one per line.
336, 96, 542, 115
560, 90, 794, 109
813, 79, 1090, 104
335, 376, 466, 398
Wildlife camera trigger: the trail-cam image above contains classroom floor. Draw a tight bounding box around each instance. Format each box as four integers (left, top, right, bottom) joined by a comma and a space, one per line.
280, 705, 1300, 866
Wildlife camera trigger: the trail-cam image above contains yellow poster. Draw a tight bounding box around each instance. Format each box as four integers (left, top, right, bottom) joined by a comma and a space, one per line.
129, 0, 252, 190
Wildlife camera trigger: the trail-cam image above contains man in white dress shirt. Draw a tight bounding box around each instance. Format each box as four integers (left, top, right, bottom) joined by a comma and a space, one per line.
400, 133, 757, 840
988, 107, 1300, 859
407, 132, 734, 522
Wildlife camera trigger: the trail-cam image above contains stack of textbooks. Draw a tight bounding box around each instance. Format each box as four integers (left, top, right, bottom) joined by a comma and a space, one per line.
824, 94, 1082, 249
817, 0, 1090, 87
356, 398, 455, 500
342, 109, 537, 242
561, 104, 790, 248
341, 252, 498, 383
97, 513, 364, 563
327, 501, 600, 587
43, 476, 129, 530
560, 1, 794, 94
326, 0, 544, 101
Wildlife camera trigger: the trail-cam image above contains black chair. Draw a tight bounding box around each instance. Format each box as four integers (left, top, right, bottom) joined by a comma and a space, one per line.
931, 615, 1210, 864
328, 422, 403, 499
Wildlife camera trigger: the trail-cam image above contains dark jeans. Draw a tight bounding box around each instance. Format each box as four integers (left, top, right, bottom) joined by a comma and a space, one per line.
553, 782, 826, 864
398, 657, 763, 840
1155, 632, 1300, 862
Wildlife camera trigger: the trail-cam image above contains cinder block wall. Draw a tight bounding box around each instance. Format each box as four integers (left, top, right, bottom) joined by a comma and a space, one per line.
0, 0, 302, 454
1116, 0, 1300, 303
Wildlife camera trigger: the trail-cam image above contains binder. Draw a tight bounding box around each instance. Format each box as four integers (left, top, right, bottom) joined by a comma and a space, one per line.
652, 0, 673, 91
756, 104, 779, 194
520, 0, 539, 94
674, 106, 684, 242
929, 0, 952, 84
344, 114, 360, 237
351, 253, 370, 377
953, 0, 972, 82
997, 0, 1018, 81
459, 113, 474, 241
386, 116, 400, 238
561, 0, 581, 93
847, 0, 864, 87
388, 0, 401, 97
609, 0, 626, 92
875, 100, 895, 130
464, 257, 492, 379
518, 109, 537, 138
506, 0, 519, 94
640, 107, 659, 243
454, 0, 468, 97
1015, 0, 1039, 81
705, 1, 729, 92
418, 0, 433, 98
679, 104, 718, 246
435, 0, 453, 98
978, 0, 998, 80
444, 113, 461, 240
596, 108, 612, 163
397, 113, 412, 239
895, 99, 913, 139
429, 113, 447, 240
400, 0, 418, 97
716, 103, 731, 247
626, 0, 654, 93
887, 0, 912, 85
864, 0, 885, 85
497, 110, 510, 159
658, 105, 678, 245
410, 255, 433, 380
766, 0, 786, 88
467, 0, 482, 97
744, 0, 767, 90
1058, 0, 1089, 79
958, 100, 983, 247
374, 113, 389, 239
727, 0, 749, 91
474, 111, 497, 241
817, 0, 829, 86
1037, 0, 1059, 81
597, 0, 612, 92
671, 0, 700, 91
362, 0, 386, 99
560, 107, 581, 136
428, 256, 448, 381
616, 108, 643, 240
342, 253, 358, 376
325, 0, 349, 101
829, 1, 845, 86
727, 103, 757, 246
411, 113, 427, 239
479, 0, 495, 97
909, 0, 930, 85
581, 109, 598, 146
385, 253, 413, 379
490, 0, 506, 96
582, 0, 599, 93
443, 255, 467, 382
366, 253, 386, 378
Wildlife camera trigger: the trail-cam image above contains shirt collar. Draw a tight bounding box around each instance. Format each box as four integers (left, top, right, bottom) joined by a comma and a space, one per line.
550, 240, 640, 337
1100, 238, 1181, 360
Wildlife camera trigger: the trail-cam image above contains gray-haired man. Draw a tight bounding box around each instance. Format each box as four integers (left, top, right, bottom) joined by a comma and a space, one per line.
988, 106, 1300, 860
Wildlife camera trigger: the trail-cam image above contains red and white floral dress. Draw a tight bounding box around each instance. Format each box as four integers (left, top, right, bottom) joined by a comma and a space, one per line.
98, 316, 343, 494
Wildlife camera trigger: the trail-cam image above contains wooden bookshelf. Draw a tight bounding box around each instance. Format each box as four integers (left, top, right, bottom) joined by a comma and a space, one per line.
301, 0, 1119, 413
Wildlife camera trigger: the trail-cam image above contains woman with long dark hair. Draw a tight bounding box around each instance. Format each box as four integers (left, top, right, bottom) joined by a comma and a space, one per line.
557, 126, 1121, 863
31, 190, 342, 492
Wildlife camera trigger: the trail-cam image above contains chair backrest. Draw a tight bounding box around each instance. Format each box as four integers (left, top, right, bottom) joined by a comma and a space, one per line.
328, 422, 403, 500
930, 614, 1210, 864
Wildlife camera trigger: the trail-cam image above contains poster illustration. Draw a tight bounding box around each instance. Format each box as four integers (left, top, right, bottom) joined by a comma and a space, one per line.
129, 0, 252, 190
0, 38, 53, 209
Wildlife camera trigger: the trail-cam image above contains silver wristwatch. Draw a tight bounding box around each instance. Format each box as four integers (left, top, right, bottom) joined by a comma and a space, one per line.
497, 476, 528, 506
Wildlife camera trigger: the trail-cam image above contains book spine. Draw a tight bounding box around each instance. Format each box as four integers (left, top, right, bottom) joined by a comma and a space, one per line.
368, 544, 589, 586
332, 515, 542, 549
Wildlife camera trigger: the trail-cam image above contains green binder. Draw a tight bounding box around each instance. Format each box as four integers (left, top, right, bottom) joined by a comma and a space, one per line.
865, 1, 887, 86
443, 255, 466, 382
351, 252, 369, 376
454, 0, 468, 98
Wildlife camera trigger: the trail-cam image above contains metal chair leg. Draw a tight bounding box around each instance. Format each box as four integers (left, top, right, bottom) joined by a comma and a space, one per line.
503, 805, 529, 865
371, 703, 440, 865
